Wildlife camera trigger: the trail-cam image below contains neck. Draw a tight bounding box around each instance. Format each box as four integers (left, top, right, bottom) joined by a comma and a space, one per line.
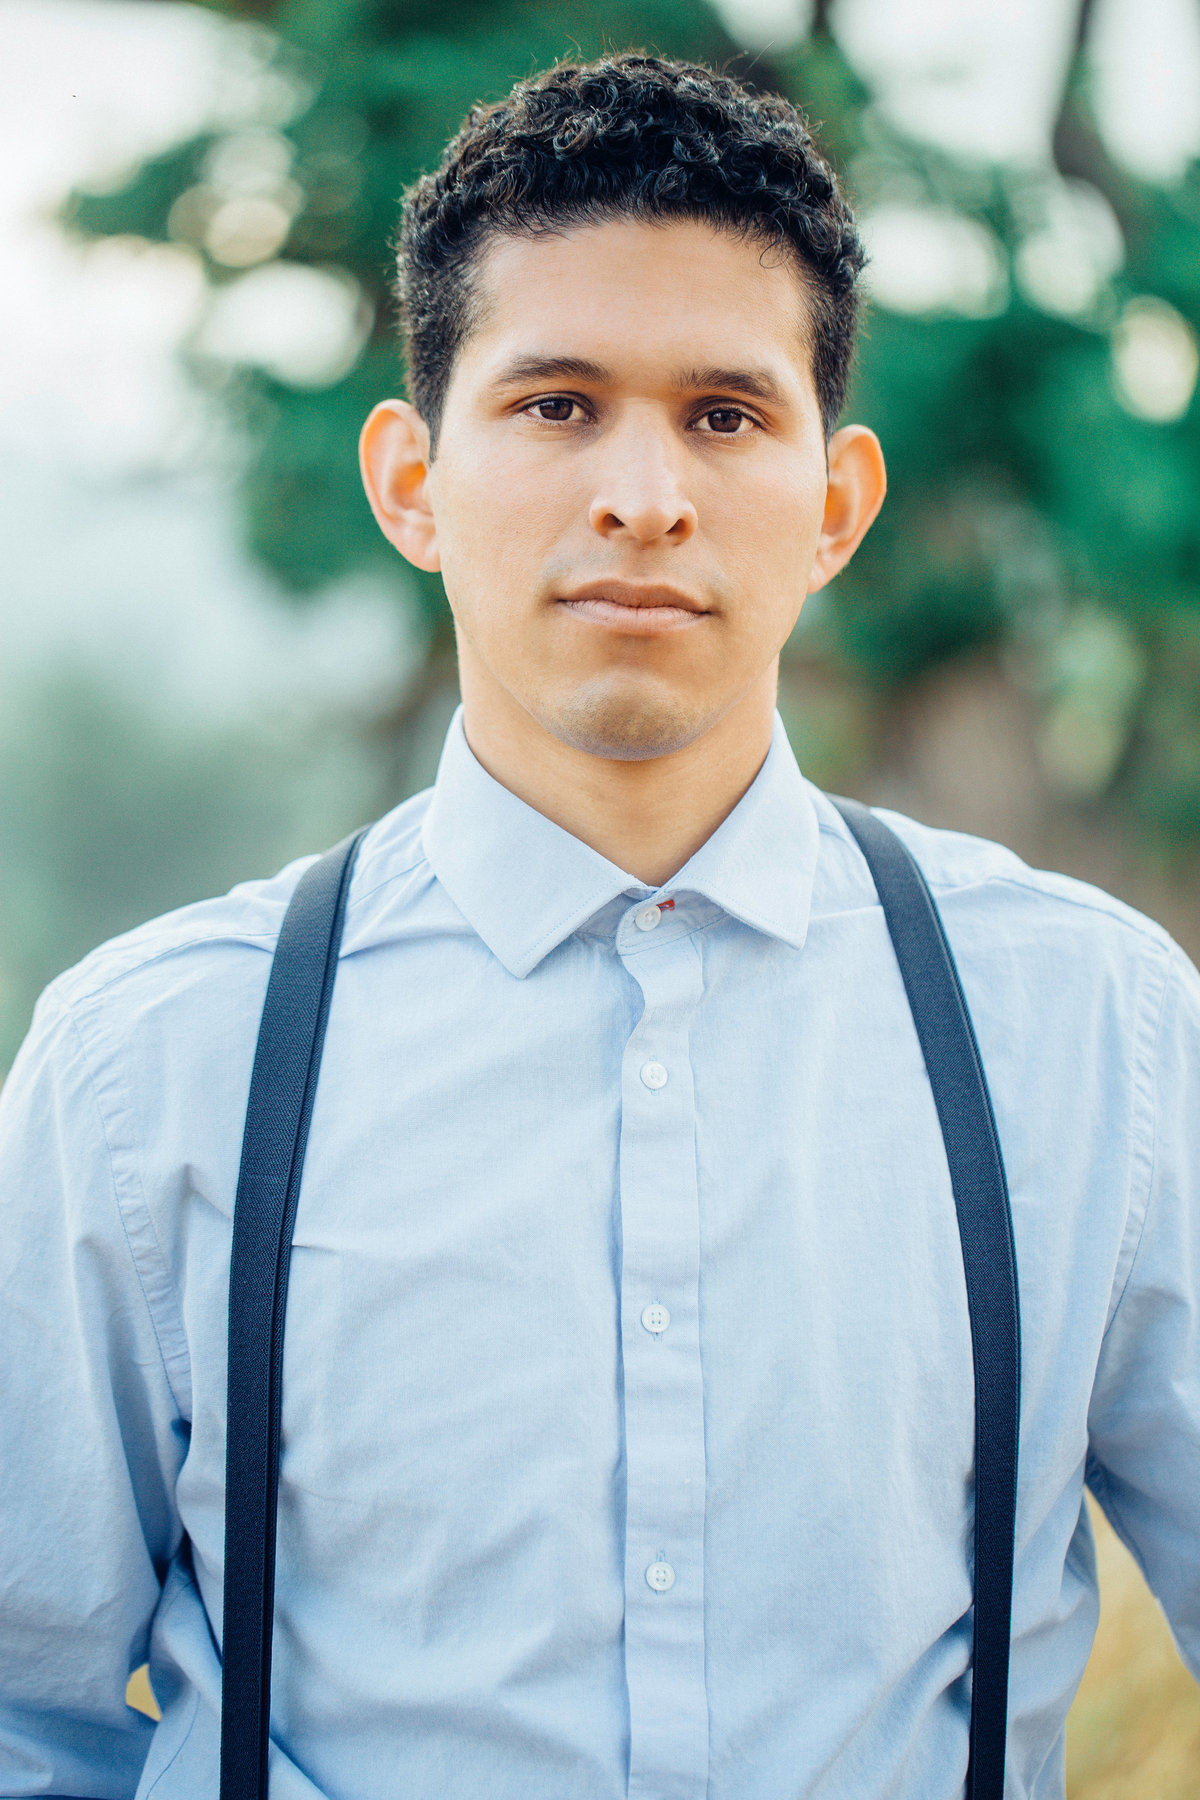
456, 666, 779, 888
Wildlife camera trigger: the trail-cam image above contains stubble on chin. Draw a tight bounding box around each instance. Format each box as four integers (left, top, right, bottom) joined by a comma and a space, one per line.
546, 682, 716, 762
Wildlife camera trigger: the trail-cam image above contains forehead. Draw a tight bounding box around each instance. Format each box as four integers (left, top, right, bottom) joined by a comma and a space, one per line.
457, 216, 817, 396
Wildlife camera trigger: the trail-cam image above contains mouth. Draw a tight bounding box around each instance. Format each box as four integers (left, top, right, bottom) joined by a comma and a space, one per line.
555, 581, 710, 634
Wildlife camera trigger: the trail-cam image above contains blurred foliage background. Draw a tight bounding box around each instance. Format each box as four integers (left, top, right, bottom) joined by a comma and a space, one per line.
1, 0, 1196, 1061
62, 0, 1200, 849
4, 0, 1200, 1786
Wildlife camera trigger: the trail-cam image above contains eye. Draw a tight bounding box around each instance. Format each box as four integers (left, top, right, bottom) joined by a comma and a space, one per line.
525, 396, 580, 423
695, 406, 755, 436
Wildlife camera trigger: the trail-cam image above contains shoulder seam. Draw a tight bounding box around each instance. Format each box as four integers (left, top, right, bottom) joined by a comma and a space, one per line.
63, 843, 434, 1005
60, 930, 277, 1010
346, 844, 428, 911
818, 812, 1171, 946
1101, 936, 1177, 1340
59, 997, 192, 1418
931, 871, 1171, 946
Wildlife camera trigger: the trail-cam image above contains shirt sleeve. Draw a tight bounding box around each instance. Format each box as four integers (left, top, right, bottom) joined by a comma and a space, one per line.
1086, 938, 1200, 1679
0, 989, 186, 1798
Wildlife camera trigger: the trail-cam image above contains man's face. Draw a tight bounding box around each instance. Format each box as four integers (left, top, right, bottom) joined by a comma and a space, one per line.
368, 216, 878, 762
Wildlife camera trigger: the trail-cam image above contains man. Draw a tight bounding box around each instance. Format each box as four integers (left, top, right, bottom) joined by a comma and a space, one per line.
0, 53, 1196, 1800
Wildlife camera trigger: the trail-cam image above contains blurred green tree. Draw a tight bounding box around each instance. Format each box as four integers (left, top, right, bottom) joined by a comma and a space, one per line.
66, 0, 1200, 846
783, 7, 1200, 845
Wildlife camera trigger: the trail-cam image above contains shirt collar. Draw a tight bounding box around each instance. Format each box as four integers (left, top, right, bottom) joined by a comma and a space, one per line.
421, 708, 819, 978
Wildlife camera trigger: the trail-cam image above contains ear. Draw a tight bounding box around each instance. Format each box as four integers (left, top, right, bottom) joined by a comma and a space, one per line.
359, 399, 441, 573
807, 425, 887, 593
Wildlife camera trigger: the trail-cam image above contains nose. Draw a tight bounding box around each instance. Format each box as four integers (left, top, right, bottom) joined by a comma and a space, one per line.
587, 417, 698, 546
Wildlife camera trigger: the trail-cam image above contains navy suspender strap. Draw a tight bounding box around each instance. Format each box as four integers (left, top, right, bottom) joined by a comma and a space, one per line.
831, 796, 1021, 1800
219, 804, 1020, 1800
220, 828, 368, 1800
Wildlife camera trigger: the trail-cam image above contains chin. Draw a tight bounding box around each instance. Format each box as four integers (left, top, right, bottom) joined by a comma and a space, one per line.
546, 687, 716, 762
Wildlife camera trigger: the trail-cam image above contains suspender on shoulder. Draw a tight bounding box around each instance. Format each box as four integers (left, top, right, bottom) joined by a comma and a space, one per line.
220, 829, 367, 1800
831, 797, 1021, 1800
219, 803, 1021, 1800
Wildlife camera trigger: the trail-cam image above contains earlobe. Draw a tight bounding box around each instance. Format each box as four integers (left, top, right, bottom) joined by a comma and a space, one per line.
359, 400, 441, 573
807, 425, 887, 594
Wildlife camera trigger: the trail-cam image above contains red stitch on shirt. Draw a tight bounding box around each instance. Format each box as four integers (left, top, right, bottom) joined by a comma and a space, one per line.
659, 899, 675, 910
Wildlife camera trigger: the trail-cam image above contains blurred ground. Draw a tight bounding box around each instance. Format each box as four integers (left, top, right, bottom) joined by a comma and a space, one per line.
1067, 1500, 1200, 1798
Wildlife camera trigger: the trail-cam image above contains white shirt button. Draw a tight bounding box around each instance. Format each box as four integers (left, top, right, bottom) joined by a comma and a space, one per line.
646, 1560, 676, 1592
640, 1060, 668, 1091
634, 904, 662, 932
641, 1303, 670, 1334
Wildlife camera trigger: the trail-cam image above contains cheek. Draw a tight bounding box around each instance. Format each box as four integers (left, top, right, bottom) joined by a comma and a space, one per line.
430, 485, 505, 613
435, 451, 568, 582
433, 482, 556, 659
706, 437, 824, 520
712, 469, 825, 583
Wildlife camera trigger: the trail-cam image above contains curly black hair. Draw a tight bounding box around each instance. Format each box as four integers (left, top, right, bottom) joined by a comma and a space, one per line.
395, 54, 864, 450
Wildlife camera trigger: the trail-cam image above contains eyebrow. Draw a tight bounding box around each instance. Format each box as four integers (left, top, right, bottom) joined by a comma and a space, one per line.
671, 365, 786, 405
491, 355, 787, 407
493, 355, 612, 387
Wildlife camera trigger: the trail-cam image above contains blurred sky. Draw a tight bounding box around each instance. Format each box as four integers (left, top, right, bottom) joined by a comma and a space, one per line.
0, 0, 415, 731
2, 0, 1199, 729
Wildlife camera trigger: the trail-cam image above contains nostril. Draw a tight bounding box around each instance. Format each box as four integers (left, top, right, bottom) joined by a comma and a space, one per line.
588, 500, 696, 544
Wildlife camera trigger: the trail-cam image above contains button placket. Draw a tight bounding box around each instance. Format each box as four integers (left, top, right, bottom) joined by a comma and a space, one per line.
616, 925, 709, 1798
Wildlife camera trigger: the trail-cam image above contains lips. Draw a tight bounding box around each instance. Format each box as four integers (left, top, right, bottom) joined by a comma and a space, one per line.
555, 581, 709, 632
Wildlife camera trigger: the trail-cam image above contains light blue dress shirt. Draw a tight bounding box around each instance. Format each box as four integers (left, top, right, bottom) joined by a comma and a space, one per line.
1, 710, 1198, 1800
